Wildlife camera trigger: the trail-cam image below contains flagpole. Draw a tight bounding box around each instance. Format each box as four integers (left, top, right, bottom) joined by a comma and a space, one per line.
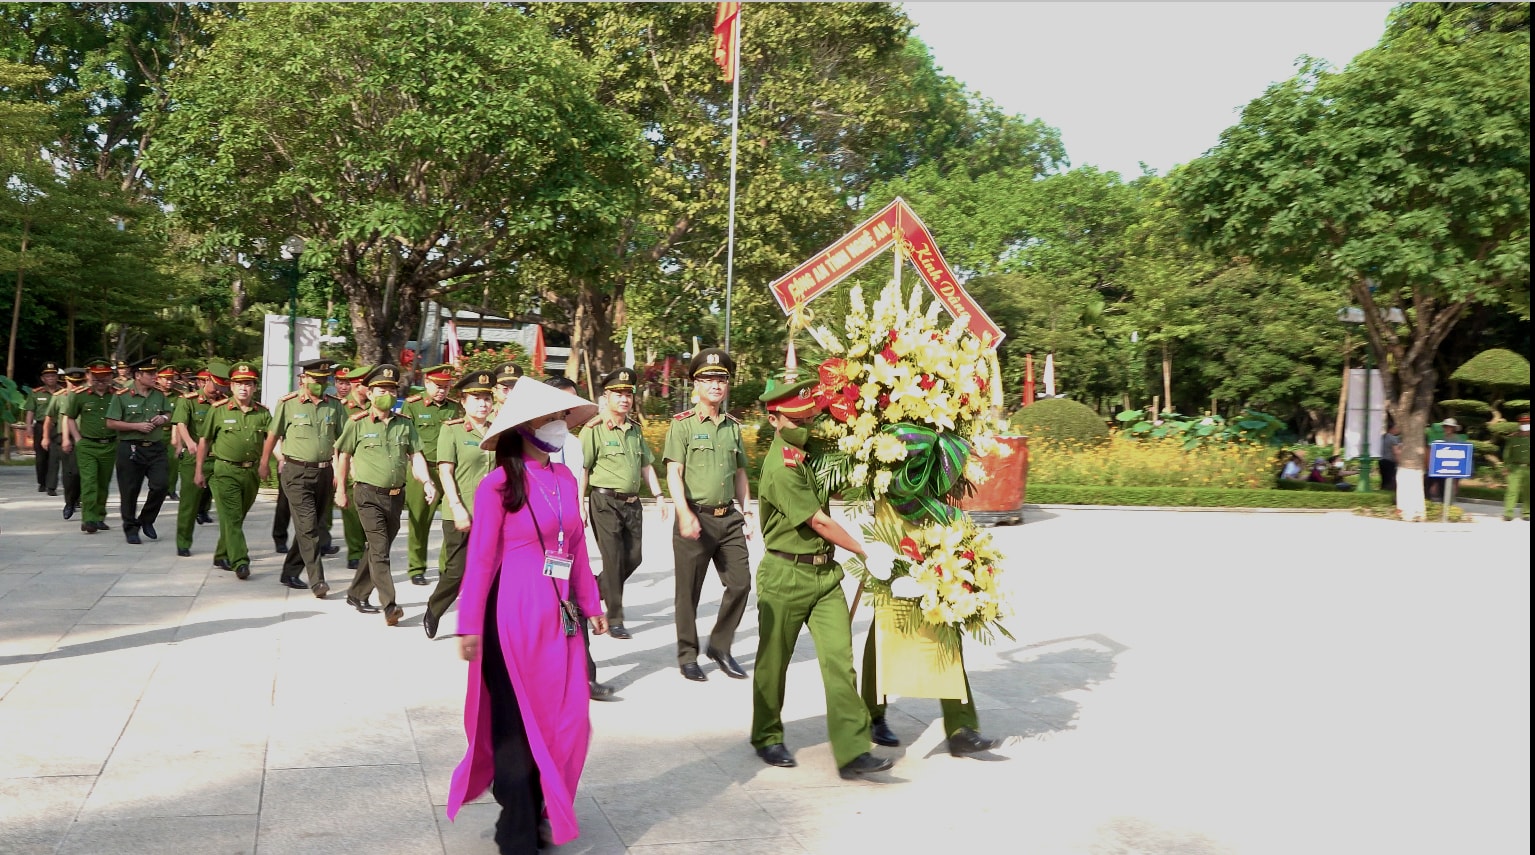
722, 8, 742, 353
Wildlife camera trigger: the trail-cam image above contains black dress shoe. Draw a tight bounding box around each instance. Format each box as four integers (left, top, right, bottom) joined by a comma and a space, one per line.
347, 596, 381, 614
140, 523, 158, 541
756, 744, 797, 768
96, 521, 109, 530
384, 603, 404, 626
410, 574, 429, 586
47, 489, 57, 497
125, 530, 142, 545
167, 492, 178, 501
81, 522, 96, 534
313, 581, 330, 599
346, 558, 359, 570
946, 727, 1000, 756
274, 540, 288, 554
680, 662, 708, 682
608, 623, 632, 640
280, 577, 308, 590
706, 647, 748, 679
37, 484, 45, 492
177, 548, 191, 558
234, 563, 251, 580
871, 716, 901, 747
196, 512, 213, 525
589, 680, 617, 701
214, 558, 232, 571
837, 752, 894, 779
423, 609, 439, 639
63, 504, 75, 520
320, 544, 340, 556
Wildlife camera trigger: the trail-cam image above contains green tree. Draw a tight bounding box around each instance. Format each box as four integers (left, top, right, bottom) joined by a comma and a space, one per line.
1173, 4, 1530, 519
146, 3, 642, 364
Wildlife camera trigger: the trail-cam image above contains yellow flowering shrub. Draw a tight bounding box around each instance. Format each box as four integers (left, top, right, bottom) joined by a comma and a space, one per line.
1030, 434, 1276, 488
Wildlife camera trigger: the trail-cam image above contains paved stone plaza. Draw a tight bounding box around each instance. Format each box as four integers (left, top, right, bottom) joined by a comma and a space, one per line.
0, 461, 1528, 855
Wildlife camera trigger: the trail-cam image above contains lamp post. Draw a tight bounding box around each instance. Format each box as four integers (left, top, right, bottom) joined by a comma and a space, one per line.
1338, 302, 1406, 494
281, 237, 306, 394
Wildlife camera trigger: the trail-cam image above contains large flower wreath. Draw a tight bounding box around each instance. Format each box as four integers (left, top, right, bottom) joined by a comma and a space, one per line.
803, 280, 1014, 656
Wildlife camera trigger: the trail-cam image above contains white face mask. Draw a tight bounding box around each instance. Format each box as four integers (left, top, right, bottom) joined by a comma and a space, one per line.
534, 419, 569, 447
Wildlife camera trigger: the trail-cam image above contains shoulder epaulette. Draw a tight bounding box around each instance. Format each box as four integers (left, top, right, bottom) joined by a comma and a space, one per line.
585, 415, 604, 428
279, 392, 298, 402
673, 410, 693, 421
628, 414, 643, 425
724, 412, 741, 423
351, 410, 369, 421
182, 392, 198, 400
405, 394, 422, 403
444, 418, 464, 426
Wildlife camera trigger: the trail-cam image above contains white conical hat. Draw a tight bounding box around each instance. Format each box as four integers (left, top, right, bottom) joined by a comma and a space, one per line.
481, 377, 599, 451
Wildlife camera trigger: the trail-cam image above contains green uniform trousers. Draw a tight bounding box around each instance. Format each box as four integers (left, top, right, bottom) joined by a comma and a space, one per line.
405, 465, 445, 577
673, 508, 751, 666
166, 447, 180, 496
426, 520, 469, 624
349, 482, 404, 609
341, 484, 365, 560
589, 491, 644, 623
75, 438, 118, 525
210, 460, 260, 569
1506, 464, 1530, 520
175, 451, 204, 550
861, 631, 979, 737
279, 462, 334, 587
750, 554, 871, 767
51, 438, 79, 510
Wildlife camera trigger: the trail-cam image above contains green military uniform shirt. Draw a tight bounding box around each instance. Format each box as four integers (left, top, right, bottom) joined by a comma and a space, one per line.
335, 410, 423, 489
45, 390, 72, 435
437, 418, 493, 523
200, 399, 271, 462
1504, 432, 1530, 466
581, 416, 654, 495
269, 392, 348, 462
106, 388, 174, 442
23, 387, 54, 424
662, 410, 746, 505
757, 433, 831, 556
172, 393, 218, 444
400, 395, 463, 463
65, 388, 117, 440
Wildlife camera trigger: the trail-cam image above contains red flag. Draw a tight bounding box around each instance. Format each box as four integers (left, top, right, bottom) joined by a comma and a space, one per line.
531, 324, 546, 376
713, 2, 740, 83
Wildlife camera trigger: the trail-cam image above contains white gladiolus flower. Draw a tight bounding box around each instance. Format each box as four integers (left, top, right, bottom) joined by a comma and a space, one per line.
890, 576, 924, 599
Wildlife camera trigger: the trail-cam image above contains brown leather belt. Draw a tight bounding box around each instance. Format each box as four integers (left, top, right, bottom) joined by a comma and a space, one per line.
689, 501, 734, 517
215, 458, 255, 468
82, 436, 115, 443
286, 458, 332, 469
593, 486, 639, 503
360, 483, 405, 496
768, 549, 835, 566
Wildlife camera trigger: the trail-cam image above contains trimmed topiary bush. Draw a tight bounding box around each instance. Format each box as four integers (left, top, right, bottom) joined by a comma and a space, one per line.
1437, 399, 1493, 418
1009, 398, 1110, 445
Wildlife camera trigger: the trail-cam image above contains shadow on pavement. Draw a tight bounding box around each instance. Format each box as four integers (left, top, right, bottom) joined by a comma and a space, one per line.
0, 612, 325, 666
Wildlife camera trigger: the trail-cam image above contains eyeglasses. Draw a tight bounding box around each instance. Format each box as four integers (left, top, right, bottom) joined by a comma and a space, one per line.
696, 377, 729, 386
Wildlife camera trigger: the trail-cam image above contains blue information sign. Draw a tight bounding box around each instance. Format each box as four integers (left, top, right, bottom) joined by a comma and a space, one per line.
1428, 442, 1475, 478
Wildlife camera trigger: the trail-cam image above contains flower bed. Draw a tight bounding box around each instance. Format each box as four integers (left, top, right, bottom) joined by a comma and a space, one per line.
1027, 436, 1276, 488
1028, 484, 1395, 508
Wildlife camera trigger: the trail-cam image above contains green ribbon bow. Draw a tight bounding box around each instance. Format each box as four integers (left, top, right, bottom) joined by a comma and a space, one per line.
882, 422, 969, 523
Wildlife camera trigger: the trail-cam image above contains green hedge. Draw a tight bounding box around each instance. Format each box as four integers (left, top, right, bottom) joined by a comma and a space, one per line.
1457, 485, 1506, 501
1029, 484, 1395, 508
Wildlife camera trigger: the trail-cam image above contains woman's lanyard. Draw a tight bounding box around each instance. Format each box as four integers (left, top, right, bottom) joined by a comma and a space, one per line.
525, 471, 579, 636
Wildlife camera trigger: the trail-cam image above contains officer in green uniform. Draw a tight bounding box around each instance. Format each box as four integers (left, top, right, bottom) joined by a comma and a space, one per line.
156, 365, 182, 501
578, 367, 669, 639
492, 361, 523, 409
749, 372, 893, 778
24, 362, 61, 494
195, 363, 271, 580
334, 364, 372, 569
262, 358, 348, 596
106, 356, 175, 544
663, 348, 755, 682
172, 363, 228, 557
63, 359, 121, 533
43, 366, 85, 518
402, 363, 463, 585
426, 369, 498, 639
1502, 413, 1530, 521
334, 364, 436, 626
112, 359, 133, 391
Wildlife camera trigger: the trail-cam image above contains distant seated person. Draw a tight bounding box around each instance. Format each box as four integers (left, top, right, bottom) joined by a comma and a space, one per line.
1306, 459, 1330, 483
1326, 455, 1358, 491
1280, 450, 1306, 481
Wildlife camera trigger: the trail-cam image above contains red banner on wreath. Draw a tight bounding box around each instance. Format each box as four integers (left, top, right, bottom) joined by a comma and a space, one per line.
767, 198, 1004, 346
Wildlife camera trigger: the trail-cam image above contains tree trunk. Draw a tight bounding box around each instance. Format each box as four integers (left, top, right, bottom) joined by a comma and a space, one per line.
338, 272, 419, 366
1160, 342, 1173, 414
65, 296, 76, 366
572, 276, 625, 381
6, 220, 28, 380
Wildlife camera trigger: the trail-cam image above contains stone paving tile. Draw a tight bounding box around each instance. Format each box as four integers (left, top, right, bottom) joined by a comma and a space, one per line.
0, 775, 94, 855
580, 746, 782, 847
0, 608, 85, 658
78, 594, 195, 625
0, 699, 137, 776
256, 764, 442, 855
107, 573, 208, 596
77, 744, 267, 820
55, 814, 258, 855
0, 574, 115, 609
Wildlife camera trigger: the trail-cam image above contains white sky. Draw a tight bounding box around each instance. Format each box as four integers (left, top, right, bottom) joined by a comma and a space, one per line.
903, 2, 1395, 177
